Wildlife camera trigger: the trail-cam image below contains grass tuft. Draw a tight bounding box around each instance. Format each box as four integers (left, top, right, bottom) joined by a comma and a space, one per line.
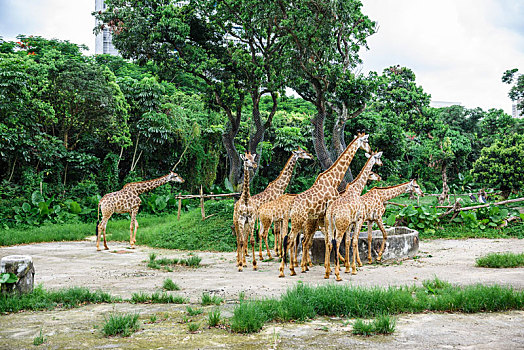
187, 322, 200, 332
163, 278, 180, 291
102, 312, 140, 337
208, 307, 221, 327
476, 252, 524, 268
352, 315, 396, 336
201, 292, 223, 306
186, 306, 203, 316
33, 329, 46, 346
130, 292, 187, 304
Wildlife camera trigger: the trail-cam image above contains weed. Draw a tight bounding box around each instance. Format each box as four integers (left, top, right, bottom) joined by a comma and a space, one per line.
33, 329, 46, 346
102, 313, 140, 337
239, 291, 246, 302
186, 306, 203, 316
352, 315, 396, 335
149, 314, 157, 323
208, 307, 221, 327
352, 319, 375, 336
188, 322, 200, 333
201, 292, 223, 306
163, 278, 180, 291
476, 252, 524, 268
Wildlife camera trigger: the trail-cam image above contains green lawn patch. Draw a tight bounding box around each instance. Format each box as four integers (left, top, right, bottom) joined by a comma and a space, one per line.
476, 252, 524, 268
230, 278, 524, 333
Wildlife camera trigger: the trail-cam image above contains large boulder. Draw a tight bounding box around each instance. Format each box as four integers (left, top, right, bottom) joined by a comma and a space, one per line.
1, 255, 35, 294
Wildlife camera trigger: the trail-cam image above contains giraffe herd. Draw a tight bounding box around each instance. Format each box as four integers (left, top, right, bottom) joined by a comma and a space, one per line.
95, 131, 422, 282
233, 132, 424, 281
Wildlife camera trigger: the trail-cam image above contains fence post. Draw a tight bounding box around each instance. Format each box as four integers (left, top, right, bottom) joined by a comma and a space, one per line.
200, 185, 205, 220
177, 192, 182, 221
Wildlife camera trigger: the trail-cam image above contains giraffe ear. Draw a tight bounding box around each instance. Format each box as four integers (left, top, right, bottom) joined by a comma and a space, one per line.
240, 154, 246, 161
375, 151, 383, 158
365, 153, 371, 158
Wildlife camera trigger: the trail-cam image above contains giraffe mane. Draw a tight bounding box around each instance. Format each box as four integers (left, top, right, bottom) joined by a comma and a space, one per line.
122, 173, 171, 189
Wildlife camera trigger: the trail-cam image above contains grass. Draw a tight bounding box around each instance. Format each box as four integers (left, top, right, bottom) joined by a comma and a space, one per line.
163, 278, 180, 291
130, 292, 187, 304
186, 306, 203, 316
0, 200, 236, 251
229, 278, 524, 333
352, 315, 396, 336
33, 329, 46, 346
476, 252, 524, 268
208, 308, 221, 327
187, 322, 200, 332
420, 222, 524, 240
148, 253, 202, 271
0, 285, 118, 313
102, 312, 140, 337
201, 292, 223, 306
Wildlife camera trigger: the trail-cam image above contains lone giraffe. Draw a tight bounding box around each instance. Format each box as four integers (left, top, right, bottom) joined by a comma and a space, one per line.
279, 133, 371, 277
233, 152, 258, 271
324, 151, 383, 281
360, 179, 423, 264
96, 172, 184, 251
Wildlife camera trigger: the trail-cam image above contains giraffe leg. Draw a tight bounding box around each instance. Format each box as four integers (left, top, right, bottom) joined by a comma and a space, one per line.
324, 215, 333, 279
237, 220, 245, 271
258, 219, 265, 261
279, 227, 298, 277
351, 218, 365, 275
334, 232, 345, 282
376, 219, 388, 262
248, 219, 257, 270
344, 224, 353, 273
264, 227, 272, 260
367, 221, 373, 264
274, 220, 281, 257
301, 220, 316, 272
132, 218, 139, 245
97, 217, 110, 251
129, 210, 138, 249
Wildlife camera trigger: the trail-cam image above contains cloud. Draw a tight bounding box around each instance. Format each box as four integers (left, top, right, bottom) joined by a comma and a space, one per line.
0, 0, 95, 53
359, 0, 524, 114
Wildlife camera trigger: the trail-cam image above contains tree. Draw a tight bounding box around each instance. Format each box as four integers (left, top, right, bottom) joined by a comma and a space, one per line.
94, 0, 286, 189
276, 0, 377, 182
502, 68, 524, 117
472, 133, 524, 198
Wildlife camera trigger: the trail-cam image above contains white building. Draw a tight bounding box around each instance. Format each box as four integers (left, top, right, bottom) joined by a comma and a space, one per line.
94, 0, 119, 55
430, 101, 462, 108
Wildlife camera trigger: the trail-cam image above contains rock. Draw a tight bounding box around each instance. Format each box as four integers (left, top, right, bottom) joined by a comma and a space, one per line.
308, 226, 419, 264
1, 255, 35, 295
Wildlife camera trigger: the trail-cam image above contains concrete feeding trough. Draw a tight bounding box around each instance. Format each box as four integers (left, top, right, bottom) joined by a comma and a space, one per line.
305, 226, 419, 265
1, 255, 35, 295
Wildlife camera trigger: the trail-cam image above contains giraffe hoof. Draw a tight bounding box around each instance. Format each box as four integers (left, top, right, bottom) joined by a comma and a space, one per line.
358, 262, 363, 267
96, 248, 101, 252
324, 274, 330, 279
290, 270, 296, 276
279, 273, 285, 278
336, 277, 342, 282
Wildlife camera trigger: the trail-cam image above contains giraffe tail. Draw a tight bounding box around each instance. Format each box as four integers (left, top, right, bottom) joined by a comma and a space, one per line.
283, 235, 289, 266
96, 200, 100, 237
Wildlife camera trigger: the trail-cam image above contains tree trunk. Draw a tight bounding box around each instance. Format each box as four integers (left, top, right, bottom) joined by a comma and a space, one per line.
223, 119, 243, 191
311, 107, 334, 172
438, 162, 449, 205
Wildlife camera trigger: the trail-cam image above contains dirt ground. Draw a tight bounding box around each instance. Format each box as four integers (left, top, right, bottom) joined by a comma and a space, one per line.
1, 237, 524, 349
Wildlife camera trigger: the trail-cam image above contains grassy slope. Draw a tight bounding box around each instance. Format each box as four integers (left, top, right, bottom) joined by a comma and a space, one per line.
0, 201, 236, 251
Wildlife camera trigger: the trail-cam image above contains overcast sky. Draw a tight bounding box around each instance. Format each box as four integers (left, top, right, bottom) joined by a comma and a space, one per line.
1, 0, 523, 114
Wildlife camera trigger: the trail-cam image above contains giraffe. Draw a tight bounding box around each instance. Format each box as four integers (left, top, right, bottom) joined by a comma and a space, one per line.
360, 179, 424, 264
233, 152, 258, 271
96, 172, 185, 251
324, 151, 383, 281
278, 132, 371, 277
238, 147, 312, 268
257, 193, 297, 259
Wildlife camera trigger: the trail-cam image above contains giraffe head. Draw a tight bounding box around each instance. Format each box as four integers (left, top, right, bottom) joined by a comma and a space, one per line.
168, 172, 185, 183
292, 147, 313, 160
407, 179, 424, 196
368, 171, 382, 182
355, 132, 372, 154
240, 152, 258, 170
365, 150, 383, 167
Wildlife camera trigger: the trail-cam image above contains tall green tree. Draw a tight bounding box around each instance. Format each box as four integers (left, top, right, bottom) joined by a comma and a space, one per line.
276, 0, 377, 180
502, 68, 523, 117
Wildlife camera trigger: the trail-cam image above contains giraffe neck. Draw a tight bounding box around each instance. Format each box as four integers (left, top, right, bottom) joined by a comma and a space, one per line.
264, 154, 298, 195
125, 174, 171, 195
315, 137, 359, 188
345, 157, 375, 196
240, 165, 251, 203
378, 182, 411, 202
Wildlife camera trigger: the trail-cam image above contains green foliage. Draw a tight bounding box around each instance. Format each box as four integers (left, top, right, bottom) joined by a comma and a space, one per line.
472, 133, 524, 197
230, 279, 524, 333
130, 292, 187, 304
163, 278, 180, 291
102, 313, 140, 337
187, 322, 200, 333
201, 293, 223, 306
0, 285, 118, 313
476, 252, 524, 268
208, 307, 221, 327
352, 315, 396, 336
33, 329, 46, 346
387, 204, 440, 232
186, 306, 203, 316
0, 273, 18, 284
502, 68, 524, 117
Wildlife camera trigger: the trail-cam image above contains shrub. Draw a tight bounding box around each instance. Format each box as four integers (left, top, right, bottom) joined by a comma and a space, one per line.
102, 313, 140, 337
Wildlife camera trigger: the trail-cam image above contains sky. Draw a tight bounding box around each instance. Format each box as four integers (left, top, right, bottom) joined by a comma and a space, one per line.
1, 0, 523, 115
